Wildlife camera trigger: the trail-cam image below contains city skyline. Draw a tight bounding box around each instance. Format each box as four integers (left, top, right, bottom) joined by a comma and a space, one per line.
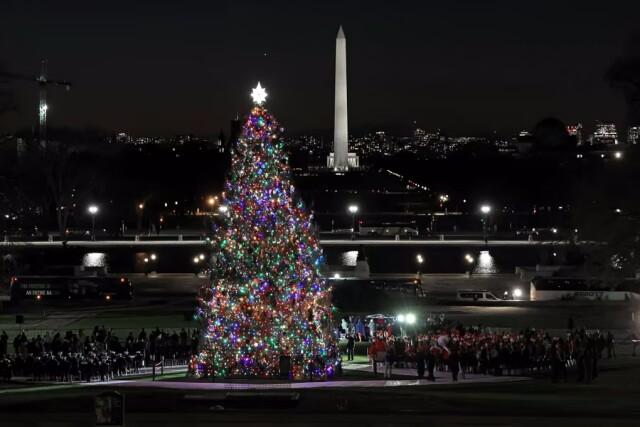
2, 1, 640, 137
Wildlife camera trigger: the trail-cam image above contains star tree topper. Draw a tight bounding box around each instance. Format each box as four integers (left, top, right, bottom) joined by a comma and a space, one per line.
251, 82, 268, 105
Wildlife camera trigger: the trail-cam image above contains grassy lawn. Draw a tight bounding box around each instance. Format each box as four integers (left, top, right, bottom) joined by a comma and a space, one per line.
1, 358, 639, 421
63, 314, 198, 332
0, 308, 200, 340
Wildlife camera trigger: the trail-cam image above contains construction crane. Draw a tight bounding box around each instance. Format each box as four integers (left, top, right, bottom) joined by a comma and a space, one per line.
0, 60, 71, 146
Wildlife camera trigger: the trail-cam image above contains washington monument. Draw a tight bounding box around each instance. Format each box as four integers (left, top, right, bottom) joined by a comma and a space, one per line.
333, 25, 349, 171
328, 25, 358, 171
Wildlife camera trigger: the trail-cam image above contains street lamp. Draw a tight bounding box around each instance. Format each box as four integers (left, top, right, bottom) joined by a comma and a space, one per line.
348, 205, 358, 238
464, 253, 475, 276
480, 204, 491, 243
416, 254, 424, 283
137, 203, 144, 233
439, 194, 449, 210
88, 205, 98, 240
396, 312, 417, 336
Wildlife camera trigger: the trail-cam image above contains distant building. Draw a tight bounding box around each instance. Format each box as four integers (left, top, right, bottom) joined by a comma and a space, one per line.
375, 131, 391, 153
214, 129, 226, 153
628, 126, 640, 145
228, 117, 242, 153
590, 121, 618, 145
327, 152, 359, 169
566, 123, 583, 146
516, 130, 534, 154
116, 132, 130, 144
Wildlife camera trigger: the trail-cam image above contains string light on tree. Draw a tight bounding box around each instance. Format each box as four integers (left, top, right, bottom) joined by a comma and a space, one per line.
191, 83, 338, 380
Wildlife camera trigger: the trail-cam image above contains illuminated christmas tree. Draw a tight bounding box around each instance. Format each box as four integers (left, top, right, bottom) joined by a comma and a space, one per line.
191, 83, 338, 379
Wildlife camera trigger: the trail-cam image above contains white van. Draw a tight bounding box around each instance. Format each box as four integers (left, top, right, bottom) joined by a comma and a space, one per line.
456, 290, 502, 302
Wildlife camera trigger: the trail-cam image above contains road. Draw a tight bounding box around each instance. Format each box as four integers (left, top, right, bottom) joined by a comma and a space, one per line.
0, 238, 584, 248
2, 273, 637, 337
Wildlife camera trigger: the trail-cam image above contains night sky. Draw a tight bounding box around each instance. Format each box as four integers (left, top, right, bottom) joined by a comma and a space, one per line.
1, 0, 639, 137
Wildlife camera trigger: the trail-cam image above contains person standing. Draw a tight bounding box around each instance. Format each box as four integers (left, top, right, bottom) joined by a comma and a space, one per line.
384, 339, 395, 379
427, 340, 438, 381
606, 331, 616, 359
370, 336, 386, 375
448, 347, 460, 382
558, 339, 568, 383
368, 319, 376, 341
346, 333, 355, 361
576, 336, 586, 382
355, 318, 365, 342
0, 331, 7, 356
583, 338, 593, 384
341, 318, 349, 336
549, 342, 560, 383
368, 338, 378, 374
416, 339, 426, 379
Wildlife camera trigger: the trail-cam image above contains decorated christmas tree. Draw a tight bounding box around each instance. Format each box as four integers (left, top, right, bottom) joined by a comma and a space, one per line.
191, 83, 338, 379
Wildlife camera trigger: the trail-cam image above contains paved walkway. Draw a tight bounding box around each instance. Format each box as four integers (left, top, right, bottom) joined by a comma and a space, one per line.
1, 363, 529, 395
74, 362, 528, 391
97, 375, 527, 391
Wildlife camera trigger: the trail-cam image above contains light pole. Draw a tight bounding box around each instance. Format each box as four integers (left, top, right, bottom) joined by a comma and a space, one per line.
88, 205, 99, 241
207, 196, 217, 212
480, 204, 491, 244
397, 312, 417, 337
348, 204, 359, 239
137, 203, 144, 233
465, 253, 475, 275
439, 194, 449, 213
416, 253, 424, 284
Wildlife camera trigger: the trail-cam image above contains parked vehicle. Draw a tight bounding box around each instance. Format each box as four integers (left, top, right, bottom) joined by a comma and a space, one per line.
456, 289, 503, 302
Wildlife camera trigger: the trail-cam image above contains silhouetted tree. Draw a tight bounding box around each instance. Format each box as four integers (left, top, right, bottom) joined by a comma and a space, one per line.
0, 61, 15, 118
569, 154, 640, 277
606, 33, 640, 126
532, 117, 572, 150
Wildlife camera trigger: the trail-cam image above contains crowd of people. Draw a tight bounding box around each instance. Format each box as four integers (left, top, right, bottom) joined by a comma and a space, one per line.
342, 316, 619, 383
0, 317, 629, 384
0, 326, 199, 383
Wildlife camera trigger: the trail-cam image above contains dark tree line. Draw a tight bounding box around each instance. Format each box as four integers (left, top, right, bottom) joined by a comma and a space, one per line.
0, 61, 15, 118
607, 32, 640, 127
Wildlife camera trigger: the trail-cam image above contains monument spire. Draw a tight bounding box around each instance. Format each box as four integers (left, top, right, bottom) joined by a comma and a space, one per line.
333, 24, 349, 171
